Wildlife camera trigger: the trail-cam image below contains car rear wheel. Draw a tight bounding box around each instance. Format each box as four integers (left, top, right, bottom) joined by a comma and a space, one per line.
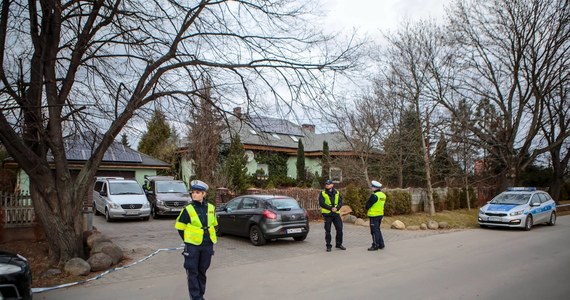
293, 235, 307, 242
93, 202, 101, 215
105, 209, 113, 222
547, 211, 556, 226
249, 225, 266, 246
524, 215, 533, 231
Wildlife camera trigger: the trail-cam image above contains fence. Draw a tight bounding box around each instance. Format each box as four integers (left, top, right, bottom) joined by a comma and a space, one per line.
0, 192, 34, 228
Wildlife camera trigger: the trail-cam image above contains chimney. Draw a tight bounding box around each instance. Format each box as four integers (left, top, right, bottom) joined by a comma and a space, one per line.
233, 107, 242, 118
302, 124, 315, 133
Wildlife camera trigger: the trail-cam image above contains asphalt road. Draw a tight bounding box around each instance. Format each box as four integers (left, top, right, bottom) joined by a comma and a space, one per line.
36, 215, 570, 300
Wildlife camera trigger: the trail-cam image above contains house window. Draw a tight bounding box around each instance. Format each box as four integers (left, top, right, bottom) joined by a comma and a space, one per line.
272, 133, 280, 140
290, 135, 299, 142
249, 129, 257, 135
329, 167, 342, 183
257, 164, 269, 180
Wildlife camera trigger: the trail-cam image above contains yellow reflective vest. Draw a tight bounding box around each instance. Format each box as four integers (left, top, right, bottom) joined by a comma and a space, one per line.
367, 191, 386, 217
175, 203, 218, 245
321, 190, 340, 214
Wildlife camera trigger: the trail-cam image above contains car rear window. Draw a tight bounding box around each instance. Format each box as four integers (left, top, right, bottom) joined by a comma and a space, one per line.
267, 198, 301, 210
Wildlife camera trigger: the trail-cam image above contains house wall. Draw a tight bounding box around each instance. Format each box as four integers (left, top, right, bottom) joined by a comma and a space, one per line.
286, 156, 322, 178
15, 168, 158, 195
180, 158, 195, 185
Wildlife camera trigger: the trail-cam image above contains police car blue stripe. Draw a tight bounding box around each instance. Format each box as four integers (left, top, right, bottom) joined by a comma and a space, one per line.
487, 204, 518, 212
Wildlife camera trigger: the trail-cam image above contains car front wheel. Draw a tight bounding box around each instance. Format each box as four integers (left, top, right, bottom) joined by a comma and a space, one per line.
547, 211, 556, 226
524, 215, 533, 231
249, 225, 266, 246
293, 235, 307, 242
105, 209, 113, 222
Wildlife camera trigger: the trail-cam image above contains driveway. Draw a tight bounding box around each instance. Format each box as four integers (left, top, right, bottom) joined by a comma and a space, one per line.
90, 214, 444, 270
36, 216, 570, 300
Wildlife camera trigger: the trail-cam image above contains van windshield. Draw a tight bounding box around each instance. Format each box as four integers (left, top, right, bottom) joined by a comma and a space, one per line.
156, 181, 188, 193
109, 182, 144, 195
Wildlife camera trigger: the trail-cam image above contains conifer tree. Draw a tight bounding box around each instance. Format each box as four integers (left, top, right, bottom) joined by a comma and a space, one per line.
138, 110, 177, 167
296, 139, 306, 184
120, 133, 130, 148
223, 135, 249, 194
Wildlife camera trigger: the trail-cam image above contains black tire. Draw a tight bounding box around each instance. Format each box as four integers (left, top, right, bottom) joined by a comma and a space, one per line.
216, 226, 224, 237
249, 225, 266, 246
524, 215, 533, 231
479, 224, 488, 229
105, 209, 113, 222
93, 202, 101, 216
547, 211, 556, 226
293, 235, 307, 242
151, 206, 159, 219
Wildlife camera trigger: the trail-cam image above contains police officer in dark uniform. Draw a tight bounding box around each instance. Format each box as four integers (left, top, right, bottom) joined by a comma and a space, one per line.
366, 180, 386, 251
175, 180, 217, 300
318, 179, 346, 252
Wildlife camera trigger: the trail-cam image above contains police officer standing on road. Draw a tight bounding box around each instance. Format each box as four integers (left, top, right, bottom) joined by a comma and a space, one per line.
175, 180, 217, 300
366, 180, 386, 251
319, 179, 346, 252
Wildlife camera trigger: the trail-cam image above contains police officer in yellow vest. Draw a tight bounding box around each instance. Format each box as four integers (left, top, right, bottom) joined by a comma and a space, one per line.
318, 179, 346, 252
175, 180, 217, 300
366, 180, 386, 251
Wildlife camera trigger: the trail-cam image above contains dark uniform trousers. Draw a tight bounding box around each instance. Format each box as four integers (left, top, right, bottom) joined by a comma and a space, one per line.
369, 215, 385, 249
323, 213, 343, 247
183, 243, 214, 300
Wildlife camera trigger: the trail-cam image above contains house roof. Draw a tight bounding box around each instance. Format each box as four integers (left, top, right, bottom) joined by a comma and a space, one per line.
222, 115, 353, 154
2, 134, 170, 169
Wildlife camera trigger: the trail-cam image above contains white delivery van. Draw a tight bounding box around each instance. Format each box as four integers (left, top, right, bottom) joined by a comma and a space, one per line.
93, 177, 151, 222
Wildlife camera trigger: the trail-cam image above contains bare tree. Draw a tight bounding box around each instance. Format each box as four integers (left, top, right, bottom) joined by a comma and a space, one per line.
186, 80, 224, 186
320, 93, 387, 186
381, 20, 447, 215
0, 0, 361, 264
437, 0, 570, 189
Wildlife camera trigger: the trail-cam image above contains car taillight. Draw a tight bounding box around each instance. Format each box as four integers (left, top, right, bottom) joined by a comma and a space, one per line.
262, 210, 277, 219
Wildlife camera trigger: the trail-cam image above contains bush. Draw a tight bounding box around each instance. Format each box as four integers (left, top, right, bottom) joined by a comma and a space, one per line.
384, 190, 412, 216
341, 184, 369, 218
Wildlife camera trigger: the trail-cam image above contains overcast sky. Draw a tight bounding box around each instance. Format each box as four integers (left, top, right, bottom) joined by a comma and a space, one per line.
323, 0, 450, 38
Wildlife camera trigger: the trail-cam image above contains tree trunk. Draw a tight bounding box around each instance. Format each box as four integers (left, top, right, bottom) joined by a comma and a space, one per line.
464, 175, 471, 211
30, 184, 84, 266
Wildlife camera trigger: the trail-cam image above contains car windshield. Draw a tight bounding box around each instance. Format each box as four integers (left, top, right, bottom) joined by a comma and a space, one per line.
156, 181, 188, 193
267, 198, 301, 210
490, 193, 531, 205
109, 182, 144, 195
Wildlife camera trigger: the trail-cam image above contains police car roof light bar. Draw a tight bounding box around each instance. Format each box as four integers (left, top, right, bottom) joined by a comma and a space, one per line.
506, 187, 537, 191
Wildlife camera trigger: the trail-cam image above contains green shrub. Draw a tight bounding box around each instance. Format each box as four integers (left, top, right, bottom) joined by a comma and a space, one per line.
384, 190, 412, 216
341, 184, 369, 218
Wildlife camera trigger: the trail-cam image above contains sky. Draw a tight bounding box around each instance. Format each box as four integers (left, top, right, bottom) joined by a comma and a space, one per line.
323, 0, 450, 39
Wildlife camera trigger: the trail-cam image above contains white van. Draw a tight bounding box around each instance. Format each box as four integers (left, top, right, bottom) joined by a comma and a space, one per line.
93, 177, 151, 222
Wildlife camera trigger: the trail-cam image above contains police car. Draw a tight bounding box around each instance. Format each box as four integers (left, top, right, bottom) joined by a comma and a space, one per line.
478, 187, 556, 231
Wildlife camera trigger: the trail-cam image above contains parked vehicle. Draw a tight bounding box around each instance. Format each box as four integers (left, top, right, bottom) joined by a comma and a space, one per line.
216, 195, 309, 246
93, 177, 151, 222
0, 250, 32, 300
478, 187, 556, 231
144, 176, 191, 219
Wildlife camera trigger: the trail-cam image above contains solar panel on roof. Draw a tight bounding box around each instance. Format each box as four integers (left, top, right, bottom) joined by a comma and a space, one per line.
61, 133, 142, 163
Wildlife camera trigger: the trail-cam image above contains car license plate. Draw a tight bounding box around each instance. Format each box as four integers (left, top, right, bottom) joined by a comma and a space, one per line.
126, 211, 139, 216
287, 228, 302, 234
489, 216, 501, 222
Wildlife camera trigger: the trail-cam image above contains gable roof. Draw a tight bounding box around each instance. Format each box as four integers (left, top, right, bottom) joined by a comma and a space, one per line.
223, 115, 353, 155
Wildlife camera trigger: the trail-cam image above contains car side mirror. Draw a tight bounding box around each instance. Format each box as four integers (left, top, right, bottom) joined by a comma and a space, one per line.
99, 190, 107, 196
530, 201, 540, 207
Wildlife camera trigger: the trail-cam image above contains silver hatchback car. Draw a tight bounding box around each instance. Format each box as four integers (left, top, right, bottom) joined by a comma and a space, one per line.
478, 187, 556, 231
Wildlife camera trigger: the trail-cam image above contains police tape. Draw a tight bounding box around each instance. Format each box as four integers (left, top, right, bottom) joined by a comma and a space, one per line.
31, 246, 184, 294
